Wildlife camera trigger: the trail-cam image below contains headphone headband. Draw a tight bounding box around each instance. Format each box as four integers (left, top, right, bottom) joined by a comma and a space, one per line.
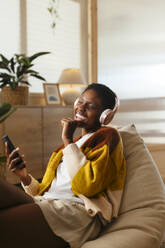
113, 94, 120, 112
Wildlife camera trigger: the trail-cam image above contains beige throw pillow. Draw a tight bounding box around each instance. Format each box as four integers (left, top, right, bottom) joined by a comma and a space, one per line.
82, 124, 165, 248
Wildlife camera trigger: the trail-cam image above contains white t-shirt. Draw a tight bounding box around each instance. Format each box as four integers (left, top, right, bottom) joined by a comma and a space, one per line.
43, 132, 94, 203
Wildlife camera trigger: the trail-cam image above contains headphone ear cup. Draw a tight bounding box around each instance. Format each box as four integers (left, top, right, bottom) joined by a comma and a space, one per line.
99, 109, 114, 125
100, 94, 119, 125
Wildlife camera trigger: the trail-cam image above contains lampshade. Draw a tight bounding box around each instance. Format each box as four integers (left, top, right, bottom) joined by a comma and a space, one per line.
58, 68, 86, 85
58, 68, 86, 105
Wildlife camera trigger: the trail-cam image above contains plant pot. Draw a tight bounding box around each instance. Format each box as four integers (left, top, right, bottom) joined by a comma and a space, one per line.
1, 86, 29, 105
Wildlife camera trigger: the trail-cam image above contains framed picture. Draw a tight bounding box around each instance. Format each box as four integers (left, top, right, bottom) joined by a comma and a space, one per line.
43, 83, 63, 105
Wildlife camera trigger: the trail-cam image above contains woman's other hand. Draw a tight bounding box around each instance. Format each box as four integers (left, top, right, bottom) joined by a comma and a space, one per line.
5, 142, 31, 185
61, 118, 78, 147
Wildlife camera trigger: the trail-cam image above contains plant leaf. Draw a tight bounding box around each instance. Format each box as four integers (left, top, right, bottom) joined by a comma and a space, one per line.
29, 52, 50, 62
0, 73, 15, 83
31, 74, 46, 81
51, 22, 56, 29
17, 65, 28, 77
26, 69, 38, 74
19, 80, 31, 86
0, 103, 11, 117
10, 57, 15, 73
48, 7, 53, 14
0, 82, 8, 88
0, 106, 17, 123
0, 156, 7, 163
0, 62, 11, 72
9, 82, 17, 90
0, 52, 49, 87
0, 54, 9, 65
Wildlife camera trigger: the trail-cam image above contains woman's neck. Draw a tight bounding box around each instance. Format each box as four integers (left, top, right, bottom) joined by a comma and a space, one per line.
81, 125, 101, 136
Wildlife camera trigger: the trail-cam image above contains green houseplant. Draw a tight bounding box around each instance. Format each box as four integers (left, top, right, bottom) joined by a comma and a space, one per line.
0, 52, 50, 105
0, 103, 17, 178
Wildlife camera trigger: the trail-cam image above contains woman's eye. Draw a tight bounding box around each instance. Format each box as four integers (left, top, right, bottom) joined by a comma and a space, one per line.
88, 104, 97, 110
75, 98, 97, 110
77, 100, 83, 105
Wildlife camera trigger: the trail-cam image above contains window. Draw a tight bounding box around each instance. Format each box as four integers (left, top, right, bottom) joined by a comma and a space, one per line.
0, 0, 20, 57
0, 0, 81, 93
27, 0, 80, 93
98, 0, 165, 99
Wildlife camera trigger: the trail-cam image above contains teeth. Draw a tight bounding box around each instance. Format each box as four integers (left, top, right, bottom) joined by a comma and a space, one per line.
76, 113, 88, 122
76, 113, 86, 119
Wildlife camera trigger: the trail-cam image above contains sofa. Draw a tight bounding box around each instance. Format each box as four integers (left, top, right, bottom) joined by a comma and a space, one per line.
81, 124, 165, 248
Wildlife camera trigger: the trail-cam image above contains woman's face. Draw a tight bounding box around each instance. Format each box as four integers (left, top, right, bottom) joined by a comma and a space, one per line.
74, 89, 103, 133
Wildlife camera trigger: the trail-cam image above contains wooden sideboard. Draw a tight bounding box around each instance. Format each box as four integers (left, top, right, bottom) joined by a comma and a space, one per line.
0, 106, 80, 184
0, 104, 165, 184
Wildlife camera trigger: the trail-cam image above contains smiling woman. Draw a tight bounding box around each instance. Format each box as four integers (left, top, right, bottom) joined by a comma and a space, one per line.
0, 83, 126, 248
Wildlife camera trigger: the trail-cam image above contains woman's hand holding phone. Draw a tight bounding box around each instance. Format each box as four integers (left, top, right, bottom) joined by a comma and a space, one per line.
5, 143, 26, 174
5, 143, 31, 185
2, 135, 31, 186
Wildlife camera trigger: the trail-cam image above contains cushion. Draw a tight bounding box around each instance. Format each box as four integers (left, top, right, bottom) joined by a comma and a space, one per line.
82, 124, 165, 248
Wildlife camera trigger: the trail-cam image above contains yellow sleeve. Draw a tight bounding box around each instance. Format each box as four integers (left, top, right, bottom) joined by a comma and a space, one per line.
38, 150, 63, 195
71, 138, 126, 197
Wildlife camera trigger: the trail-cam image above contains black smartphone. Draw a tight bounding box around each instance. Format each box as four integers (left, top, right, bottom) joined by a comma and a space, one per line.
2, 135, 25, 167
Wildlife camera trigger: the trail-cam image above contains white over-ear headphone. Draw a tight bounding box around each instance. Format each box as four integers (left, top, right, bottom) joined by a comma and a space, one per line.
99, 93, 119, 125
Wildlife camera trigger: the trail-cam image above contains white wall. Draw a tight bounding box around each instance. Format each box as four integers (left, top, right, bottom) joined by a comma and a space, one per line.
0, 0, 20, 57
98, 0, 165, 99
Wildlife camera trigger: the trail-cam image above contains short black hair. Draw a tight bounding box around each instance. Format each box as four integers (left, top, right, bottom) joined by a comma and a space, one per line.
83, 83, 116, 110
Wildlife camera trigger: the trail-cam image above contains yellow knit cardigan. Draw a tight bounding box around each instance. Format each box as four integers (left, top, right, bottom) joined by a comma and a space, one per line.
37, 126, 126, 223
